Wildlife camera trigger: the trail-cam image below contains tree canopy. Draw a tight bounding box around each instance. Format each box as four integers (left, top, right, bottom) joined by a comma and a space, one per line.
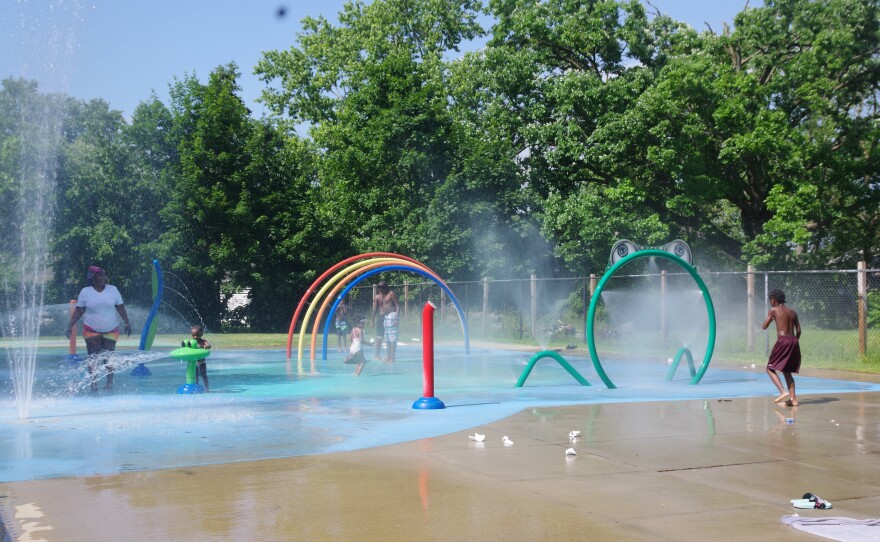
1, 0, 877, 331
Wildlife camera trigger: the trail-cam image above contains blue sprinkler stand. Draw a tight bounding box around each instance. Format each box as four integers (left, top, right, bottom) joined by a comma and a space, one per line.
412, 396, 446, 410
131, 363, 152, 377
177, 383, 205, 394
63, 354, 82, 365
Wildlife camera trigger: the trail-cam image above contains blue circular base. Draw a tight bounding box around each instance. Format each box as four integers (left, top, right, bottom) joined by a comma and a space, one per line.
130, 363, 152, 377
63, 354, 82, 365
177, 383, 205, 394
412, 396, 445, 410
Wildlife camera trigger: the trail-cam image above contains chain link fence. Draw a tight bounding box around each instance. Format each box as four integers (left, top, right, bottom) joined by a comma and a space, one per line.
347, 263, 879, 368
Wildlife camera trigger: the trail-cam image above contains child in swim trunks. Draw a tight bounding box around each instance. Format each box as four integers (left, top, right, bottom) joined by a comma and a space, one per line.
344, 319, 367, 376
191, 325, 212, 391
762, 288, 801, 406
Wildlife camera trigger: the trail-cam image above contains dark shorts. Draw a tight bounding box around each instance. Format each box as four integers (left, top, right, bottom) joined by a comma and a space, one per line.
344, 349, 366, 365
335, 319, 349, 336
767, 335, 801, 373
375, 319, 384, 340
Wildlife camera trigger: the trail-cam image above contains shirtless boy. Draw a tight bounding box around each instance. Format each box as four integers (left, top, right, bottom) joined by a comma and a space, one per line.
762, 288, 802, 406
371, 280, 399, 362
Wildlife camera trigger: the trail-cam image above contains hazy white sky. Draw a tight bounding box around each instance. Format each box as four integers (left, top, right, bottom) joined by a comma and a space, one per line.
1, 1, 752, 118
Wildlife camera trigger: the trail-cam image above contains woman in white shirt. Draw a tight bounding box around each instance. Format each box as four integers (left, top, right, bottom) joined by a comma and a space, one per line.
66, 266, 132, 390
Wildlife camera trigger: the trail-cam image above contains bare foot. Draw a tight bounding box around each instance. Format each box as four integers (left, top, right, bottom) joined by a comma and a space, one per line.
785, 399, 798, 407
774, 392, 790, 403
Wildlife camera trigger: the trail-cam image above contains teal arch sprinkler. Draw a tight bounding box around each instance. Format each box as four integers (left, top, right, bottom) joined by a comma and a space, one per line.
585, 240, 717, 389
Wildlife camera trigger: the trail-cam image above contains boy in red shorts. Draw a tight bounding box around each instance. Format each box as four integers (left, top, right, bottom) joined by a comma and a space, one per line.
762, 288, 801, 406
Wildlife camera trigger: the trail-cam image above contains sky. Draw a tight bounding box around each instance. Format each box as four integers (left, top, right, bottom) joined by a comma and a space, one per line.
1, 1, 753, 119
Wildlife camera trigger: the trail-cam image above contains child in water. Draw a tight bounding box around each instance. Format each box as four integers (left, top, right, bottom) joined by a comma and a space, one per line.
344, 319, 367, 376
190, 325, 212, 391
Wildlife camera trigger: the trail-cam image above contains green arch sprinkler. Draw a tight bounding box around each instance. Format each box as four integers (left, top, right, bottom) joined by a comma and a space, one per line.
586, 240, 717, 389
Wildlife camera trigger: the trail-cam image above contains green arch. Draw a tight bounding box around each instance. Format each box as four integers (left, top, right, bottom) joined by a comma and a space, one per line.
586, 250, 717, 389
514, 350, 590, 388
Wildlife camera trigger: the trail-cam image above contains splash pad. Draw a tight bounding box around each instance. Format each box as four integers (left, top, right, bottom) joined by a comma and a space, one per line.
4, 345, 880, 482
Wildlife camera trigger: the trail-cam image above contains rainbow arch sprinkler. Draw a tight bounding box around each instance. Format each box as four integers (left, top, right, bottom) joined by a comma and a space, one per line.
286, 253, 470, 364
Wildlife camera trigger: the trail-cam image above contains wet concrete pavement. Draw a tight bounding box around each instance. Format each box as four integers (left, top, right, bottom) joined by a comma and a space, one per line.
2, 379, 880, 541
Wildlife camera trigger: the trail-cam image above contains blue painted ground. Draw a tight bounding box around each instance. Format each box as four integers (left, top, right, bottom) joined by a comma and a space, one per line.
1, 345, 878, 482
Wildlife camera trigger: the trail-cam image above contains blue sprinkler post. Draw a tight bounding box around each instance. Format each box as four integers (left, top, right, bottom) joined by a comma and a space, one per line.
132, 259, 164, 377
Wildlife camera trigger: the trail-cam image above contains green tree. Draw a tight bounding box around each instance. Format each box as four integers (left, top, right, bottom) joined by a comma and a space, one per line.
256, 0, 489, 277
740, 0, 880, 266
475, 0, 693, 271
164, 65, 256, 329
483, 0, 879, 270
52, 97, 170, 304
229, 125, 340, 330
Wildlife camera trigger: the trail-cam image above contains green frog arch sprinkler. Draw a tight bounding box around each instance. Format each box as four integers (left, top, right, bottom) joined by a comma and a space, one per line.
586, 239, 717, 389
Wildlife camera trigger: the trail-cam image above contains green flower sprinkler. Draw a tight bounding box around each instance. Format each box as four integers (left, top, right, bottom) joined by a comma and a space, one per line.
169, 340, 211, 394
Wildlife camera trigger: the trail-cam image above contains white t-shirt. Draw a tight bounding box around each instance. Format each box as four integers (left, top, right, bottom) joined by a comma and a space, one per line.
76, 285, 124, 332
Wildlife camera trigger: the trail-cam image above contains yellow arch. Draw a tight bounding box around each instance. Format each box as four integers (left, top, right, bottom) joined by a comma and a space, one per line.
308, 260, 445, 361
296, 258, 434, 362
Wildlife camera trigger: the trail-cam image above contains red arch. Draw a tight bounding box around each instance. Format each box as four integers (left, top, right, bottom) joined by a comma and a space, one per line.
285, 252, 441, 358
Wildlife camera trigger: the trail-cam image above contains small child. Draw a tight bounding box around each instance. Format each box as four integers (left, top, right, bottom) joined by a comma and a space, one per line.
190, 325, 212, 391
344, 319, 367, 376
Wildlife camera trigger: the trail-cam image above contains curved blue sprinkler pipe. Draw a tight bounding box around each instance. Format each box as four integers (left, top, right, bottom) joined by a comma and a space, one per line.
139, 259, 164, 351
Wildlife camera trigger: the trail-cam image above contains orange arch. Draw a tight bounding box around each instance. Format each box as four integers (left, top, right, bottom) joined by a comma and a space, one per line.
285, 253, 438, 358
308, 260, 443, 361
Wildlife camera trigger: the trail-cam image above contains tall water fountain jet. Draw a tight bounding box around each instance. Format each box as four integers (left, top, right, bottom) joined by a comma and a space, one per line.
1, 87, 67, 420
2, 1, 82, 419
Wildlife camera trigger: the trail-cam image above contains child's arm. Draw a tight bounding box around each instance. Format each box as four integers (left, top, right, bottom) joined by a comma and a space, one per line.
761, 308, 775, 330
201, 339, 212, 349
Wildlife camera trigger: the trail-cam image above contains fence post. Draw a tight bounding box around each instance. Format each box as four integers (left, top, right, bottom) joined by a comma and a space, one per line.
518, 280, 524, 340
582, 278, 588, 339
440, 288, 446, 325
404, 279, 409, 322
482, 277, 489, 334
660, 270, 668, 344
746, 264, 755, 352
373, 283, 378, 321
589, 273, 597, 298
530, 274, 537, 338
858, 261, 867, 357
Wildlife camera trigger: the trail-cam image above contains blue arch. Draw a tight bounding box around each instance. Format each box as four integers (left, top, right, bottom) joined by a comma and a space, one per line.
321, 265, 470, 360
